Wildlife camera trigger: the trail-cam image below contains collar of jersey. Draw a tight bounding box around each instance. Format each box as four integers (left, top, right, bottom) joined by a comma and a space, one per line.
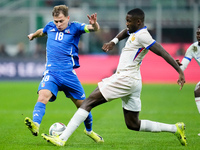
128, 26, 147, 35
134, 26, 147, 34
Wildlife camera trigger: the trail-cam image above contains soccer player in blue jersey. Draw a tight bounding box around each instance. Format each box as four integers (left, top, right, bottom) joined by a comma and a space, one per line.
24, 5, 103, 143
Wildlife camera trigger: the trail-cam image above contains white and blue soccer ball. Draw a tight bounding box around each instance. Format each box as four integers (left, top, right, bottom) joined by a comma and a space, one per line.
49, 122, 66, 136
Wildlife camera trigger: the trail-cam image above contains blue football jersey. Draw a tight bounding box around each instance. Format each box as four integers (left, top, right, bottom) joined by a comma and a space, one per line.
43, 21, 87, 71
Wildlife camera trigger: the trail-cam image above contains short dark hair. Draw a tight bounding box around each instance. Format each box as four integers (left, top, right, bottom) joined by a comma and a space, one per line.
127, 8, 145, 22
198, 25, 200, 29
52, 5, 68, 17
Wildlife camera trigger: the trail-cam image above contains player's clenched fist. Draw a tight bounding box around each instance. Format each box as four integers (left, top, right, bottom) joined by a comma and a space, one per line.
102, 42, 115, 52
27, 33, 34, 41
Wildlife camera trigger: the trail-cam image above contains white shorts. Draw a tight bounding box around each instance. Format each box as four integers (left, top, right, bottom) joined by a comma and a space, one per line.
98, 73, 142, 111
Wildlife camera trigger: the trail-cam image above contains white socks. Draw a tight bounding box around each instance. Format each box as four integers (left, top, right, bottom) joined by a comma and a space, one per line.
195, 97, 200, 113
59, 108, 89, 141
139, 120, 177, 133
59, 110, 179, 141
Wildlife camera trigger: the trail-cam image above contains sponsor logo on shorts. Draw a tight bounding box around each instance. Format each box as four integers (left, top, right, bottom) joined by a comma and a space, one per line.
81, 94, 85, 98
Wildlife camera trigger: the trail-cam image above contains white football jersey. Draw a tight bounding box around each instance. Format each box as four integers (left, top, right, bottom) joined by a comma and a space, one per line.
180, 42, 200, 71
116, 26, 155, 79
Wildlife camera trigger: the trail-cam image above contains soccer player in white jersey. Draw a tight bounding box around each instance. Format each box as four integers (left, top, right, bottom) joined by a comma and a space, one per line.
24, 5, 104, 143
42, 8, 187, 146
176, 26, 200, 136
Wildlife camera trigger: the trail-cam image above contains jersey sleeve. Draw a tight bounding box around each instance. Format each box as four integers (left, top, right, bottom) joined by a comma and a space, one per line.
184, 44, 195, 60
73, 22, 87, 35
180, 58, 190, 71
43, 26, 47, 34
43, 21, 52, 34
138, 32, 156, 49
180, 43, 195, 71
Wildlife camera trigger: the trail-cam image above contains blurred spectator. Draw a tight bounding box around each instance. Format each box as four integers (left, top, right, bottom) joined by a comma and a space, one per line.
176, 43, 185, 56
78, 40, 85, 54
0, 44, 9, 57
34, 44, 46, 58
16, 42, 25, 57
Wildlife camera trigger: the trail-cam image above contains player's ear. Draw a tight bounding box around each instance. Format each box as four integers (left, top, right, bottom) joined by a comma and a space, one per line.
137, 19, 142, 25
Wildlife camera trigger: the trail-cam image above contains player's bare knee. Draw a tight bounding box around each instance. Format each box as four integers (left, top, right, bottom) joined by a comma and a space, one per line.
194, 82, 200, 97
37, 92, 52, 104
37, 96, 49, 104
125, 120, 140, 131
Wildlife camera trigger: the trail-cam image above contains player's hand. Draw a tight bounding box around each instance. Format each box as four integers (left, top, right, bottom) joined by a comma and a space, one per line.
102, 42, 115, 52
87, 13, 97, 25
27, 33, 34, 41
176, 59, 182, 66
177, 73, 185, 90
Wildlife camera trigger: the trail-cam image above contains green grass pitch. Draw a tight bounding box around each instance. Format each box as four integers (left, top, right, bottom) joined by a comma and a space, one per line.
0, 82, 200, 150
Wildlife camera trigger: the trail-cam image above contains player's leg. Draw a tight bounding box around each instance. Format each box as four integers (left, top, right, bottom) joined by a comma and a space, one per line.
122, 78, 187, 146
71, 98, 93, 132
123, 109, 186, 146
33, 89, 52, 123
57, 87, 107, 143
25, 74, 59, 136
194, 81, 200, 136
123, 109, 177, 132
122, 78, 177, 132
80, 88, 107, 142
71, 97, 101, 142
25, 89, 52, 136
42, 87, 107, 146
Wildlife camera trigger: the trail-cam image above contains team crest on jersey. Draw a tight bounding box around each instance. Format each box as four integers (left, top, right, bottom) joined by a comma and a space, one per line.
65, 29, 70, 33
131, 35, 135, 41
193, 46, 197, 52
41, 82, 45, 87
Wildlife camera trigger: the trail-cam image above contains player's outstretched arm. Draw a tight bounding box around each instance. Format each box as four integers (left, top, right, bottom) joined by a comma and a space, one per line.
87, 13, 100, 32
149, 42, 185, 90
102, 29, 129, 52
27, 28, 45, 41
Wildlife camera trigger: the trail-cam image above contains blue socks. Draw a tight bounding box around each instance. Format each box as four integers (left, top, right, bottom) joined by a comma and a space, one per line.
33, 102, 46, 124
32, 101, 93, 132
84, 112, 93, 132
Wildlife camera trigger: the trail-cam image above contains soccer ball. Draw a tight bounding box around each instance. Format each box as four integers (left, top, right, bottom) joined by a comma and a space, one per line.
49, 122, 66, 136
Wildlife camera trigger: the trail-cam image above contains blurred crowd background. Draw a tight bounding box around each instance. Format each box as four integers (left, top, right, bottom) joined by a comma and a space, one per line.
0, 0, 199, 82
0, 0, 199, 58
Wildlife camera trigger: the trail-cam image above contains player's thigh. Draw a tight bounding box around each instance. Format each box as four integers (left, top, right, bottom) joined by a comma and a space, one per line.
38, 74, 59, 102
195, 81, 200, 97
121, 79, 142, 112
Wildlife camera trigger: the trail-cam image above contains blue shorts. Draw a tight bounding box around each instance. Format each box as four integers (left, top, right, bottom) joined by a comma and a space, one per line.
38, 70, 85, 102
